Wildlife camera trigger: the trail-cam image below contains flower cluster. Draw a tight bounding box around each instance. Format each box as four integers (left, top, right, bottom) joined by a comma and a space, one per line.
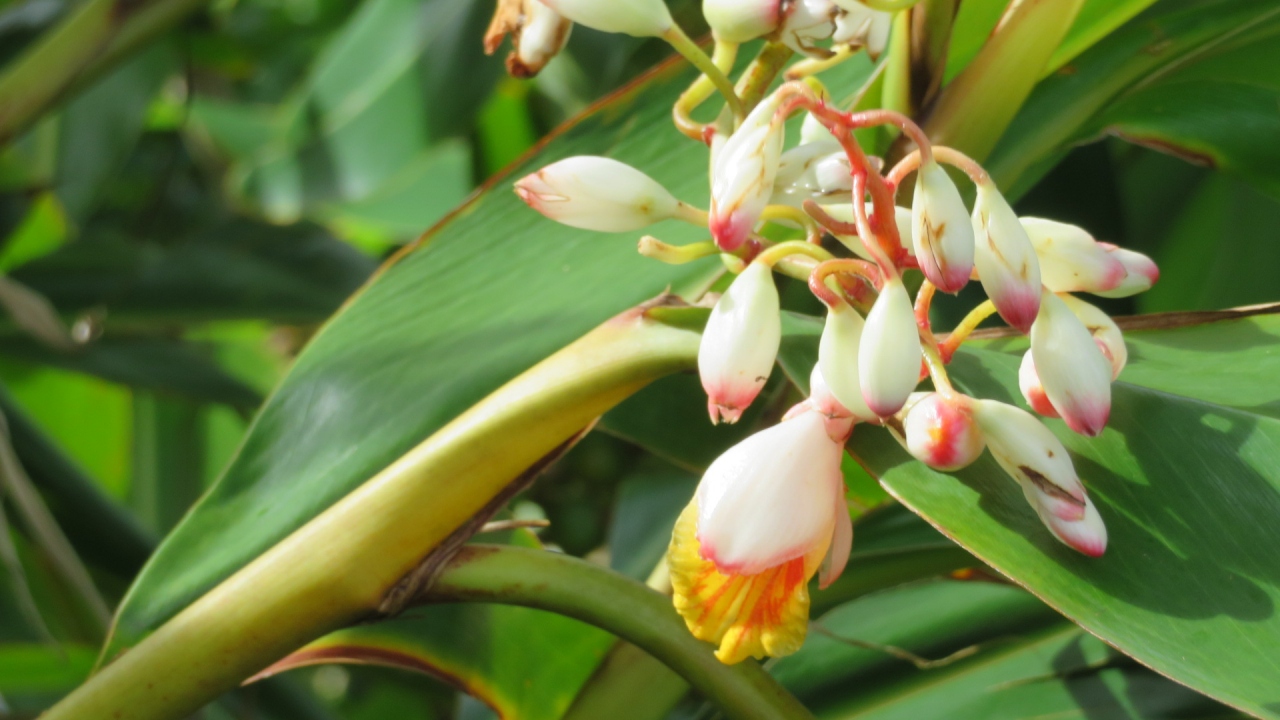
494, 0, 1158, 666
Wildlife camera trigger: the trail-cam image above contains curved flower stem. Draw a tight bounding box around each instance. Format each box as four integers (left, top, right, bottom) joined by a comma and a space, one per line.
915, 281, 956, 394
755, 240, 835, 268
675, 202, 711, 226
638, 238, 719, 265
939, 299, 998, 361
761, 204, 824, 244
888, 146, 989, 187
673, 40, 740, 141
785, 44, 856, 81
40, 305, 704, 720
426, 545, 814, 720
736, 42, 793, 114
663, 27, 744, 122
809, 259, 881, 311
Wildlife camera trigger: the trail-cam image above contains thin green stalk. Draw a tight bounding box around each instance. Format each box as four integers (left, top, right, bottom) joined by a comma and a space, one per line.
0, 0, 208, 146
662, 27, 743, 121
42, 303, 703, 720
428, 545, 814, 720
916, 0, 1086, 162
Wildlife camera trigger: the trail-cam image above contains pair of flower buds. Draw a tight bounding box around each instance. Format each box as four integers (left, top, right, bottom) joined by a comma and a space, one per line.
486, 0, 891, 78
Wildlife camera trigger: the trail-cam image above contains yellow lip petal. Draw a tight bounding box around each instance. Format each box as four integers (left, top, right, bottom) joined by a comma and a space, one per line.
668, 502, 827, 664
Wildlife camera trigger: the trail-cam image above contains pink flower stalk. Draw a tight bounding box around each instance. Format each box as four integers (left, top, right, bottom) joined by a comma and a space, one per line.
709, 93, 787, 251
972, 180, 1042, 333
1020, 218, 1127, 295
699, 262, 781, 424
1030, 290, 1113, 437
858, 276, 923, 417
515, 156, 686, 232
912, 159, 976, 293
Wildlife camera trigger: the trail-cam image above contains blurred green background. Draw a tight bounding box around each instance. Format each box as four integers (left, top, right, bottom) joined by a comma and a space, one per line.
1, 0, 1278, 717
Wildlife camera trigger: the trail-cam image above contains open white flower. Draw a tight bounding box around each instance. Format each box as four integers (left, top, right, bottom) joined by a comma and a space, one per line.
669, 407, 851, 663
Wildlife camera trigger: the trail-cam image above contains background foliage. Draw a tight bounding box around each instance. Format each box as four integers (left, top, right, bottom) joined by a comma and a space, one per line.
0, 0, 1278, 717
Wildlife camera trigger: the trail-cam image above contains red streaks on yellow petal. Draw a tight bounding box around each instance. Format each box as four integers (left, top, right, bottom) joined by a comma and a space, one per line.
668, 503, 823, 664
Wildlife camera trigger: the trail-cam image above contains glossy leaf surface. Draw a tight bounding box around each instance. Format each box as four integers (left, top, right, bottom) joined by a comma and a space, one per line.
837, 311, 1280, 717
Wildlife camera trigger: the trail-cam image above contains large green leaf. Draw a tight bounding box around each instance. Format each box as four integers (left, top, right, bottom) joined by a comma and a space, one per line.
989, 0, 1280, 198
775, 580, 1244, 719
832, 310, 1280, 717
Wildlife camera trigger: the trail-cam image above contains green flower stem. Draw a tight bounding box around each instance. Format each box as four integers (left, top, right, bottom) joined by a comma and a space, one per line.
917, 0, 1086, 162
662, 27, 744, 121
0, 0, 208, 146
429, 545, 815, 720
42, 304, 703, 720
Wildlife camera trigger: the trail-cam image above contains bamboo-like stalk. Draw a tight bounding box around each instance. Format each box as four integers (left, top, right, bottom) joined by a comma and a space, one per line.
914, 0, 1086, 162
42, 303, 703, 720
427, 545, 815, 720
0, 0, 208, 146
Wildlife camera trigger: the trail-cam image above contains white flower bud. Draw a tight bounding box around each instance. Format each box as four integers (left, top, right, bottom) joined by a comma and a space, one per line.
776, 0, 839, 55
1092, 244, 1160, 298
1059, 293, 1126, 379
704, 0, 781, 43
1020, 218, 1127, 295
1030, 290, 1112, 437
818, 302, 876, 422
901, 392, 985, 471
858, 276, 922, 417
695, 409, 845, 574
912, 160, 975, 294
515, 156, 685, 232
485, 0, 573, 78
1018, 350, 1059, 419
972, 180, 1042, 333
538, 0, 672, 37
805, 364, 857, 442
699, 263, 781, 424
831, 0, 891, 58
972, 399, 1088, 523
1036, 494, 1107, 557
709, 92, 787, 250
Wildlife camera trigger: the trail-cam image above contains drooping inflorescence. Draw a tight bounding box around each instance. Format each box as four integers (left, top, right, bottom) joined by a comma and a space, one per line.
490, 0, 1159, 666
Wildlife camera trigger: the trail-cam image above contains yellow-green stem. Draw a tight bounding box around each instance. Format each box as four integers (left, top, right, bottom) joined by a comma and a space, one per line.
663, 28, 743, 121
42, 306, 702, 720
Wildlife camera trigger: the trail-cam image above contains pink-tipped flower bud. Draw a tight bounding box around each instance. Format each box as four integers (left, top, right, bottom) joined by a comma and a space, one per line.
1030, 290, 1112, 437
818, 302, 876, 422
1093, 244, 1160, 298
703, 0, 781, 43
539, 0, 672, 37
1018, 350, 1059, 418
699, 262, 781, 424
972, 180, 1042, 333
831, 0, 891, 58
858, 276, 923, 417
1059, 293, 1126, 379
709, 92, 787, 251
1020, 218, 1127, 295
972, 399, 1088, 523
515, 156, 686, 232
1037, 494, 1108, 557
912, 159, 975, 294
485, 0, 573, 78
901, 392, 985, 471
804, 365, 856, 442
